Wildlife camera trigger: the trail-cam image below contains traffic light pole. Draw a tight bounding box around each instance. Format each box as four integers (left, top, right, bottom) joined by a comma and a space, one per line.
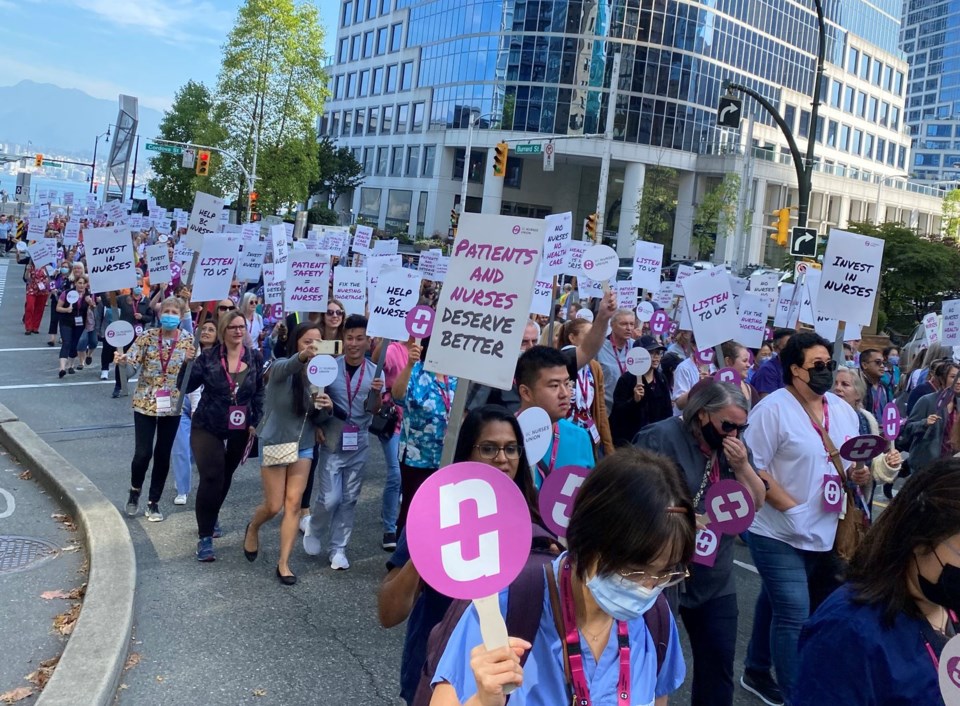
595, 52, 622, 240
151, 138, 253, 220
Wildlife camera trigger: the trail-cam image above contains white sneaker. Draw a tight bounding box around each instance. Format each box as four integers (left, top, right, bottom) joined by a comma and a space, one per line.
298, 514, 310, 534
302, 521, 322, 556
173, 494, 188, 506
100, 371, 109, 380
330, 550, 350, 571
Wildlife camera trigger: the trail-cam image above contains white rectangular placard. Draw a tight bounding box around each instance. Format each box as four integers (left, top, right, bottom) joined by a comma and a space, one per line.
85, 227, 137, 293
367, 267, 422, 341
750, 272, 780, 317
816, 228, 884, 327
564, 240, 588, 277
632, 241, 663, 293
425, 213, 545, 389
530, 271, 554, 317
270, 224, 289, 281
190, 237, 240, 302
943, 300, 960, 347
923, 312, 940, 345
541, 212, 572, 276
285, 252, 330, 313
262, 264, 283, 308
736, 292, 767, 349
145, 244, 171, 284
235, 239, 267, 282
184, 192, 223, 250
680, 267, 738, 351
333, 266, 368, 316
63, 222, 80, 247
616, 281, 638, 311
27, 240, 58, 271
774, 284, 797, 328
353, 225, 373, 254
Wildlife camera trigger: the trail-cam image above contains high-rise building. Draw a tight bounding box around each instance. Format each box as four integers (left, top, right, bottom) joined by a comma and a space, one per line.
322, 0, 944, 266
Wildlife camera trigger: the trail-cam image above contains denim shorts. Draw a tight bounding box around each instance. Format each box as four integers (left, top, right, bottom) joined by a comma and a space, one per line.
298, 446, 314, 461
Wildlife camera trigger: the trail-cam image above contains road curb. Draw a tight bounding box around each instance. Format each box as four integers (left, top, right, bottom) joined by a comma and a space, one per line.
0, 401, 135, 706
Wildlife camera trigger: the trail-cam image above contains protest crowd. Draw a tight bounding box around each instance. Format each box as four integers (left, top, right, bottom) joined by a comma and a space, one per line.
9, 190, 960, 706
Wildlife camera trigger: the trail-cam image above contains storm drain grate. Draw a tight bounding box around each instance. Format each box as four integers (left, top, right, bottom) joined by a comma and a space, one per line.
0, 535, 61, 574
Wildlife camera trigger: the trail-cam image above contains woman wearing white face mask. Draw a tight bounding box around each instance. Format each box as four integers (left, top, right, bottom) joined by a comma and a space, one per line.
429, 449, 694, 706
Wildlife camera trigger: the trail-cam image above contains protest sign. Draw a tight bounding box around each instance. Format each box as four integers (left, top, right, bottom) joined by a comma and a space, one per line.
538, 465, 591, 539
366, 253, 404, 296
85, 227, 137, 292
63, 221, 80, 247
923, 312, 940, 344
27, 240, 58, 270
27, 219, 45, 240
541, 212, 572, 276
425, 214, 544, 390
675, 264, 696, 286
750, 272, 780, 316
816, 228, 884, 327
333, 266, 368, 316
241, 223, 260, 245
306, 355, 339, 387
943, 300, 960, 347
433, 255, 449, 282
262, 264, 283, 309
654, 281, 678, 309
373, 239, 399, 256
774, 284, 797, 328
367, 267, 422, 341
145, 244, 171, 285
321, 230, 349, 258
285, 252, 330, 313
530, 271, 554, 317
419, 250, 439, 280
636, 301, 655, 322
680, 267, 738, 351
353, 225, 373, 254
564, 240, 588, 277
578, 276, 605, 300
235, 239, 267, 282
184, 192, 224, 250
517, 406, 553, 466
632, 241, 663, 292
270, 224, 289, 280
173, 243, 195, 263
616, 281, 638, 311
104, 200, 126, 224
190, 237, 240, 302
736, 292, 768, 349
63, 192, 74, 206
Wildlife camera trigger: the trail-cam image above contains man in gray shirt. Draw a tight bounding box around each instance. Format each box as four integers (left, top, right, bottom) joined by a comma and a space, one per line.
597, 308, 637, 411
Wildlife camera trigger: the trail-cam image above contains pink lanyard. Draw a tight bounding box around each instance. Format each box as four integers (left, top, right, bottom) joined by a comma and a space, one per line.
574, 368, 593, 421
434, 376, 451, 413
923, 610, 959, 670
345, 363, 366, 416
536, 423, 561, 484
559, 561, 631, 706
220, 346, 245, 403
158, 331, 179, 377
806, 397, 832, 464
609, 336, 627, 374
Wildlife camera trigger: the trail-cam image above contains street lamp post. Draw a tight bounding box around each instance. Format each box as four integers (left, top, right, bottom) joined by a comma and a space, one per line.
90, 128, 111, 193
217, 98, 259, 222
874, 172, 910, 224
129, 134, 141, 200
459, 111, 497, 215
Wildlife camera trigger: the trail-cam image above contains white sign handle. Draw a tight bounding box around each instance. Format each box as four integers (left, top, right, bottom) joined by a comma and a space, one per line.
472, 593, 516, 695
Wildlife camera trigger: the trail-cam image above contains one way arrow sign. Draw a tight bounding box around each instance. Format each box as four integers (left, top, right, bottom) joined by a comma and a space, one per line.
789, 226, 819, 257
717, 96, 742, 129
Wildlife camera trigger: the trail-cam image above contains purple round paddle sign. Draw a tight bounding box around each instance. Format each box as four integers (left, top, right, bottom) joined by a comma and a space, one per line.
695, 348, 715, 365
537, 465, 591, 538
691, 526, 720, 567
882, 403, 902, 441
650, 310, 671, 335
406, 462, 532, 600
405, 305, 435, 340
705, 479, 756, 535
714, 367, 742, 386
939, 634, 960, 700
839, 434, 887, 463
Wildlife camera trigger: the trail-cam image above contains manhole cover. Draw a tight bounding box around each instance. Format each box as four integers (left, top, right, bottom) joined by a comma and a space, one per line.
0, 536, 62, 574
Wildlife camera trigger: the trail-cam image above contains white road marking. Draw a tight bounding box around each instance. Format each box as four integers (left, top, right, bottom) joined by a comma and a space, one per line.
0, 347, 60, 353
0, 486, 15, 519
734, 559, 758, 574
0, 380, 119, 390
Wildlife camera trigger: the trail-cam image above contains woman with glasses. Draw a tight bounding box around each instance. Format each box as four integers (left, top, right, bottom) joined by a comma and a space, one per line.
320, 299, 346, 344
54, 275, 94, 378
738, 332, 860, 705
429, 448, 693, 706
378, 404, 542, 705
240, 292, 264, 350
634, 381, 766, 706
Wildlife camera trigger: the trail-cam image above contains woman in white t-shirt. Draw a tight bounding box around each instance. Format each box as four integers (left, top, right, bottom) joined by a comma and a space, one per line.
240, 292, 264, 349
739, 331, 860, 705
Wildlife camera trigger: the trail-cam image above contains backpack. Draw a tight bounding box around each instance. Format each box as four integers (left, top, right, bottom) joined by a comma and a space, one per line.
411, 534, 671, 706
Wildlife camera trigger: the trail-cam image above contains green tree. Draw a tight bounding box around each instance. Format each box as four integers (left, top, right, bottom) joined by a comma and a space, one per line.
692, 173, 740, 259
846, 220, 960, 335
146, 81, 226, 209
308, 137, 364, 208
943, 188, 960, 243
632, 166, 678, 248
214, 0, 329, 215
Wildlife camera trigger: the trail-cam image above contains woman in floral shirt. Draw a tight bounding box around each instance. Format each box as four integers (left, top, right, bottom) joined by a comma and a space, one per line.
116, 296, 195, 522
392, 336, 457, 532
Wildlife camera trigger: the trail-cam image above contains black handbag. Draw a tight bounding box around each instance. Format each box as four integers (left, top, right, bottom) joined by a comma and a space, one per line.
369, 399, 399, 441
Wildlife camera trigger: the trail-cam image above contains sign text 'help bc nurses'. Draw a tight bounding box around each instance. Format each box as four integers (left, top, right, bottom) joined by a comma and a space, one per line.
425, 214, 545, 390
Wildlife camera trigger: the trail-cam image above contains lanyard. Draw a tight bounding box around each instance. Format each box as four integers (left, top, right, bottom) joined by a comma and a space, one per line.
609, 336, 627, 375
536, 423, 561, 484
922, 610, 959, 670
805, 396, 832, 462
158, 330, 180, 377
574, 367, 593, 421
220, 345, 245, 403
345, 363, 366, 417
558, 561, 631, 706
131, 297, 139, 316
434, 376, 451, 413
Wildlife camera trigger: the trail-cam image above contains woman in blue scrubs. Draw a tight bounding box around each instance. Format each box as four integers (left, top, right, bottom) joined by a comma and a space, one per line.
429, 448, 695, 706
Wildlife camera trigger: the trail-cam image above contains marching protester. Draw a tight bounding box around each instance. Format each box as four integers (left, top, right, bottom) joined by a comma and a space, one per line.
859, 347, 893, 419
118, 297, 195, 521
752, 329, 792, 399
721, 341, 759, 408
901, 361, 960, 473
596, 308, 637, 409
746, 341, 772, 384
666, 328, 694, 360
244, 322, 332, 585
609, 334, 672, 446
179, 310, 265, 562
303, 314, 383, 570
905, 347, 955, 413
672, 334, 715, 413
55, 275, 93, 377
372, 336, 407, 551
428, 448, 693, 706
320, 298, 346, 343
558, 319, 614, 460
22, 258, 49, 335
46, 261, 69, 347
240, 291, 264, 348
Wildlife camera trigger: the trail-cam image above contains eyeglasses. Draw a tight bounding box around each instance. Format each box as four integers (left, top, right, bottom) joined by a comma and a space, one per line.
225, 324, 246, 331
720, 420, 749, 434
218, 305, 236, 312
325, 310, 343, 317
618, 566, 690, 588
473, 443, 523, 460
804, 359, 838, 373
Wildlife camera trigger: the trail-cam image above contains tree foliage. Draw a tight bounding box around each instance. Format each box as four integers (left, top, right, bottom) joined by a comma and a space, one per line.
846, 220, 960, 336
693, 173, 740, 259
632, 166, 678, 248
309, 137, 364, 207
146, 81, 227, 209
943, 188, 960, 243
214, 0, 329, 214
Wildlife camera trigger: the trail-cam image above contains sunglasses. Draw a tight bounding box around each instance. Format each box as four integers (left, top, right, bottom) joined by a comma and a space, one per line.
804, 359, 838, 373
218, 305, 237, 312
325, 310, 343, 317
721, 421, 749, 434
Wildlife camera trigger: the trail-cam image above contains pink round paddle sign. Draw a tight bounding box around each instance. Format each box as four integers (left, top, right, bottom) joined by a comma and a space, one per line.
839, 434, 887, 463
537, 465, 591, 538
691, 526, 720, 567
881, 403, 902, 441
705, 479, 756, 535
170, 261, 182, 279
650, 310, 671, 335
406, 462, 532, 600
714, 367, 742, 386
695, 348, 715, 365
405, 305, 435, 340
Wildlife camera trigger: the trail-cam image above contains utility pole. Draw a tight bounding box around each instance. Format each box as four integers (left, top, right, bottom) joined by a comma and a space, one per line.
595, 52, 622, 240
732, 113, 756, 272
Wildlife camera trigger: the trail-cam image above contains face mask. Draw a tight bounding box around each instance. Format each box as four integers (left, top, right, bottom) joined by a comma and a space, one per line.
700, 421, 726, 450
160, 314, 180, 330
757, 355, 770, 365
805, 367, 835, 396
60, 267, 69, 275
132, 287, 142, 296
889, 355, 900, 367
918, 554, 960, 613
586, 572, 664, 621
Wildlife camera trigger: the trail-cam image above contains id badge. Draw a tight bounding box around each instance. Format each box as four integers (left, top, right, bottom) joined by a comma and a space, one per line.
342, 424, 360, 452
74, 316, 84, 327
135, 325, 144, 336
38, 282, 46, 291
228, 405, 248, 430
587, 421, 600, 444
155, 389, 172, 413
822, 474, 843, 513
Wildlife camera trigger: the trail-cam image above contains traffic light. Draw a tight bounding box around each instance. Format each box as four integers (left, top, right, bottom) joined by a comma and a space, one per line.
249, 190, 258, 211
34, 154, 43, 167
585, 212, 598, 241
450, 209, 459, 228
492, 142, 508, 177
769, 208, 791, 247
196, 150, 211, 176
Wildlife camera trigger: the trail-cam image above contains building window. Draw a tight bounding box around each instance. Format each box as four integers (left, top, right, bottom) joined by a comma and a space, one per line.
856, 92, 866, 118
826, 120, 838, 148
334, 75, 343, 99
840, 124, 850, 152
830, 81, 842, 108
350, 34, 361, 61
882, 65, 893, 92
358, 70, 369, 97
412, 102, 424, 133
343, 1, 352, 27
784, 104, 796, 131
390, 147, 403, 176
368, 106, 379, 135
890, 106, 900, 131
338, 39, 349, 63
343, 111, 353, 136
406, 146, 420, 177
798, 110, 810, 139
400, 61, 414, 91
847, 47, 859, 74
422, 145, 436, 177
876, 138, 886, 163
385, 64, 398, 93
852, 129, 863, 155
345, 72, 356, 98
396, 104, 408, 134
895, 71, 904, 96
376, 27, 388, 55
385, 190, 412, 234
871, 60, 881, 86
504, 157, 523, 189
372, 67, 383, 95
843, 86, 854, 113
359, 187, 381, 222
390, 22, 403, 52
355, 108, 366, 135
863, 133, 874, 159
363, 31, 373, 59
453, 148, 485, 183
367, 0, 376, 20
354, 0, 363, 22
362, 147, 373, 176
376, 147, 388, 176
380, 0, 390, 13
868, 96, 878, 123
859, 55, 871, 81
381, 105, 394, 135
416, 191, 427, 237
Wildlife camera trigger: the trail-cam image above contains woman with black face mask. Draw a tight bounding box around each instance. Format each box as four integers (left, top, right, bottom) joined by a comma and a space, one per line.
796, 457, 960, 705
634, 381, 766, 706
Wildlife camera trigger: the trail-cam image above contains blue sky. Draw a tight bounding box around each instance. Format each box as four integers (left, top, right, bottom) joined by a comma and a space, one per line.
0, 0, 339, 111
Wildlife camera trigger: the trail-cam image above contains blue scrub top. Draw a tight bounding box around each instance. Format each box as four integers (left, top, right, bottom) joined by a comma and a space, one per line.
433, 554, 686, 705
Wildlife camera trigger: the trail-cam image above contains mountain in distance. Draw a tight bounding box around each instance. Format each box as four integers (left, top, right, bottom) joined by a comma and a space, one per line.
0, 80, 164, 157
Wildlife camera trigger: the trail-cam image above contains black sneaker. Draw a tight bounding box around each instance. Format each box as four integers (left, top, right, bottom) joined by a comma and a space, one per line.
382, 532, 397, 551
126, 489, 141, 517
883, 482, 894, 500
740, 670, 784, 706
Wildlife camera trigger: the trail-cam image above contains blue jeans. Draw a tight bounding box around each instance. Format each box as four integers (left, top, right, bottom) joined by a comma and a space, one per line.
171, 411, 193, 495
76, 330, 98, 354
745, 532, 839, 704
380, 432, 401, 534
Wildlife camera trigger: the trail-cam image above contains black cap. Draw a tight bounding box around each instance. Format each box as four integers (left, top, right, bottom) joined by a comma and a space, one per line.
636, 335, 666, 353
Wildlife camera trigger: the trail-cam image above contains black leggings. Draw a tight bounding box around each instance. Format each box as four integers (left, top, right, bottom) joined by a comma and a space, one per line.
191, 426, 248, 538
679, 593, 739, 706
130, 412, 181, 503
58, 321, 81, 360
102, 339, 133, 389
301, 443, 321, 510
47, 297, 59, 335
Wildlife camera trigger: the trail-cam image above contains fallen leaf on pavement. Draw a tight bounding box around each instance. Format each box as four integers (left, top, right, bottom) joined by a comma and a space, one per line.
124, 653, 141, 671
155, 676, 164, 683
52, 604, 81, 635
50, 514, 77, 532
253, 689, 267, 697
41, 590, 72, 600
41, 585, 85, 601
17, 470, 31, 481
25, 656, 59, 689
0, 686, 34, 703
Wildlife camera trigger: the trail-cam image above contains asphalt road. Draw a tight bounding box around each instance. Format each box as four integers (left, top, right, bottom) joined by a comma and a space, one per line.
0, 255, 785, 706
